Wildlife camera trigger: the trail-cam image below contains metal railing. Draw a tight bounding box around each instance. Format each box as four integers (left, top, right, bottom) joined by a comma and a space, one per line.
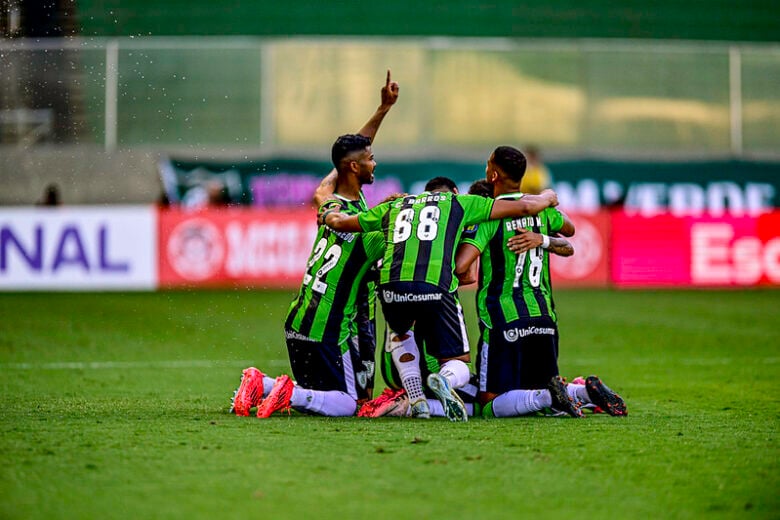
1, 37, 778, 155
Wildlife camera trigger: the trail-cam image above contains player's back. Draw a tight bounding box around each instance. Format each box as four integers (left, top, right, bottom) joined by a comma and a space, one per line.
463, 194, 564, 325
359, 191, 494, 292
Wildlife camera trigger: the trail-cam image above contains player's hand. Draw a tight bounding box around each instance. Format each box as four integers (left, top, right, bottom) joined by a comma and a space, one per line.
379, 192, 407, 204
318, 210, 338, 228
317, 201, 340, 226
381, 69, 400, 107
540, 188, 558, 207
507, 229, 543, 254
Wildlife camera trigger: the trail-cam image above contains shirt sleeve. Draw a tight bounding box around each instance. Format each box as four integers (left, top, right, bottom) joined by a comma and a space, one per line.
363, 231, 386, 263
456, 194, 495, 227
544, 208, 565, 234
460, 219, 498, 252
318, 199, 342, 213
357, 202, 389, 232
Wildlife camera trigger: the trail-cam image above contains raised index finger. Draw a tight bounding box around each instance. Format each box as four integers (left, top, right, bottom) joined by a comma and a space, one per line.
386, 69, 391, 86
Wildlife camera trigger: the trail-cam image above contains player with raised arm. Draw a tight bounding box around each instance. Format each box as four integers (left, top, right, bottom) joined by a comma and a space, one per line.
231, 71, 399, 417
322, 164, 558, 421
454, 145, 626, 418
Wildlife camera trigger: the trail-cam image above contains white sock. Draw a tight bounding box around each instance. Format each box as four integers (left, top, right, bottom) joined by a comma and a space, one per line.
567, 384, 589, 404
439, 359, 470, 389
290, 387, 356, 417
262, 376, 275, 397
427, 398, 444, 417
387, 330, 425, 404
492, 389, 551, 417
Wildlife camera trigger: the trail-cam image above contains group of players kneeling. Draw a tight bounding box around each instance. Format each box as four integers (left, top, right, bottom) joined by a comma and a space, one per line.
228, 71, 626, 422
228, 170, 626, 422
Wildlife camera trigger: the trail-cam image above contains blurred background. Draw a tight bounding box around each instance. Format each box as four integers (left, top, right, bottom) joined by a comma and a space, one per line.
1, 0, 779, 289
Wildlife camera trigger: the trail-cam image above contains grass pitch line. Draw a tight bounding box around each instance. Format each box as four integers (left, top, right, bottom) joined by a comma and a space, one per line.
4, 357, 778, 371
574, 357, 779, 367
0, 359, 291, 370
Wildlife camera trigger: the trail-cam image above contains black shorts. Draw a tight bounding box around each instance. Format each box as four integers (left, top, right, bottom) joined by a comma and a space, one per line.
285, 329, 360, 399
379, 281, 470, 361
476, 316, 559, 394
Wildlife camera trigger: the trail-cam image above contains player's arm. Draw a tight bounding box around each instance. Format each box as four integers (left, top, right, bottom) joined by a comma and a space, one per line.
322, 211, 363, 232
324, 200, 389, 232
507, 229, 574, 257
455, 243, 481, 284
312, 169, 338, 209
357, 69, 399, 141
557, 208, 575, 237
311, 70, 400, 208
489, 189, 558, 219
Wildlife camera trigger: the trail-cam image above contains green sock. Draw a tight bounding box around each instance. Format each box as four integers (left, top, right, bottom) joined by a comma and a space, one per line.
481, 400, 495, 418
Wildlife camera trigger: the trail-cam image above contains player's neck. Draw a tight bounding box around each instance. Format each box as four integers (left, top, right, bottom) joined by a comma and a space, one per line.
493, 181, 521, 196
334, 174, 362, 201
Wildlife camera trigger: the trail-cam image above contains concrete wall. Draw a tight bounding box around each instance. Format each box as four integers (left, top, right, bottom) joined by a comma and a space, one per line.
0, 146, 162, 205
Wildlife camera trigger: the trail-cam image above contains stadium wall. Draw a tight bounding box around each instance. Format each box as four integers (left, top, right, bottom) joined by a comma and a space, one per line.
2, 206, 779, 291
0, 147, 161, 205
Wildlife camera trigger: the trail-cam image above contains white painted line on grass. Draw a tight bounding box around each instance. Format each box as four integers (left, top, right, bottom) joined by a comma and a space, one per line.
572, 357, 779, 367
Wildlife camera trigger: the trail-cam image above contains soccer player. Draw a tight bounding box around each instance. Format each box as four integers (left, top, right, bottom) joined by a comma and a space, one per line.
232, 71, 399, 417
359, 177, 480, 419
454, 145, 626, 418
321, 166, 559, 421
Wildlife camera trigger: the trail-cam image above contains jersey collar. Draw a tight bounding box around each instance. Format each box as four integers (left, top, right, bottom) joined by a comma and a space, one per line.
333, 192, 363, 203
495, 192, 524, 200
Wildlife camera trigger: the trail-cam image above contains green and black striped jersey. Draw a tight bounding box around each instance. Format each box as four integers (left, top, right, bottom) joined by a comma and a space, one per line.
285, 194, 384, 345
460, 193, 565, 327
357, 191, 494, 293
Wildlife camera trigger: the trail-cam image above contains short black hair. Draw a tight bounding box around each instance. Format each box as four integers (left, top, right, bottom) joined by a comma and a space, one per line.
331, 134, 371, 169
468, 179, 493, 198
424, 176, 458, 193
492, 145, 527, 182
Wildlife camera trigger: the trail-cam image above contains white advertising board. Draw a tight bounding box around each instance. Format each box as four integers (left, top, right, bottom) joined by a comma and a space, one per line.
0, 207, 157, 290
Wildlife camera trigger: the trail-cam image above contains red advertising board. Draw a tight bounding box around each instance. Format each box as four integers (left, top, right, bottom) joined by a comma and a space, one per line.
612, 211, 780, 287
550, 212, 610, 287
158, 207, 317, 288
157, 207, 780, 290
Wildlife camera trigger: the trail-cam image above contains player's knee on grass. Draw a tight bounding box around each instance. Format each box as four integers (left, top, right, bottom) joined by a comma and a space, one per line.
439, 359, 470, 389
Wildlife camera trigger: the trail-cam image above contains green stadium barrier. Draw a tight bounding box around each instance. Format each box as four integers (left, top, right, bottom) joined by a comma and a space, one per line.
162, 156, 780, 215
75, 0, 780, 42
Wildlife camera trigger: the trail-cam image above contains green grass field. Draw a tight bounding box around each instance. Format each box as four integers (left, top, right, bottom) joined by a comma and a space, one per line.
1, 289, 778, 519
